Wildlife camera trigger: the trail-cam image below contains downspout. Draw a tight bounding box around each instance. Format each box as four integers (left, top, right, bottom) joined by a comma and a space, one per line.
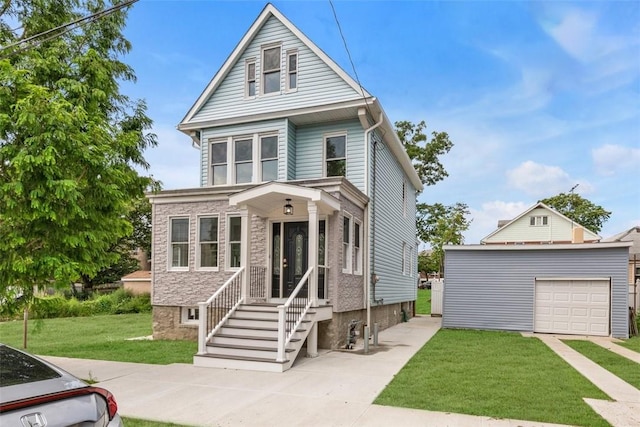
364, 112, 383, 330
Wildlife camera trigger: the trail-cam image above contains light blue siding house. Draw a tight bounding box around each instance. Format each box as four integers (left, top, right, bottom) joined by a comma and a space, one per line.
149, 4, 422, 371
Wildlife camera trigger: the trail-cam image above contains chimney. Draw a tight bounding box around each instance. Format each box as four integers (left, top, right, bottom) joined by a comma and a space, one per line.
572, 227, 584, 244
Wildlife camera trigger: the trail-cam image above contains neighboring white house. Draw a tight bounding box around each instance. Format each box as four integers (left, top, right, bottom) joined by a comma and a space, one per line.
148, 4, 422, 371
481, 202, 600, 245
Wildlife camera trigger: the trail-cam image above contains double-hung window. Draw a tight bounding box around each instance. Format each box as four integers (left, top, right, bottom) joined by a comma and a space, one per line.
260, 135, 278, 181
325, 134, 346, 177
262, 45, 281, 94
227, 216, 242, 269
246, 59, 256, 97
286, 50, 297, 91
211, 141, 227, 185
170, 217, 189, 269
234, 138, 253, 184
198, 216, 218, 269
210, 134, 279, 186
354, 220, 362, 275
342, 213, 352, 273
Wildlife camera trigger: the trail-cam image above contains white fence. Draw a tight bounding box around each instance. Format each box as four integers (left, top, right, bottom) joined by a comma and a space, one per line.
431, 279, 443, 316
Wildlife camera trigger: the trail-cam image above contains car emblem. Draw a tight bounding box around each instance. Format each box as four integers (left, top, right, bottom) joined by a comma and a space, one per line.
21, 412, 47, 427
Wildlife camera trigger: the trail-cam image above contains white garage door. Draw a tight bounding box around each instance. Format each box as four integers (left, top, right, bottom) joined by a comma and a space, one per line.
535, 278, 610, 336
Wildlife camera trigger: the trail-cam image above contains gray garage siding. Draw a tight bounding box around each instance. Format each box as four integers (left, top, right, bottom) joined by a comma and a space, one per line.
443, 245, 630, 338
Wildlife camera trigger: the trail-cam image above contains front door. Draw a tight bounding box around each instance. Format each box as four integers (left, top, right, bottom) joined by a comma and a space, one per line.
272, 222, 308, 298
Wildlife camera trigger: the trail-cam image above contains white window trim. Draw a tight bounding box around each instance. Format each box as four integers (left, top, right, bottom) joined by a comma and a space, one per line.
409, 245, 414, 278
232, 135, 255, 185
323, 131, 347, 178
209, 137, 230, 186
226, 213, 242, 271
259, 132, 279, 182
196, 214, 219, 271
530, 215, 549, 226
209, 133, 279, 186
342, 212, 353, 274
168, 216, 190, 272
286, 49, 298, 92
354, 219, 363, 275
261, 42, 282, 96
181, 307, 200, 325
402, 241, 408, 276
245, 58, 256, 98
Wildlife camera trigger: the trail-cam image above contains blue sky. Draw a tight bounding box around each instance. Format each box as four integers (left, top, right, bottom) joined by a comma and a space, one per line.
121, 0, 640, 243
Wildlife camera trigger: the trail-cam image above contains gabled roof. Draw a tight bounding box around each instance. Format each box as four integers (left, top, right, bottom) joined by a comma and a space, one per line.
602, 226, 640, 255
481, 202, 601, 243
180, 3, 371, 126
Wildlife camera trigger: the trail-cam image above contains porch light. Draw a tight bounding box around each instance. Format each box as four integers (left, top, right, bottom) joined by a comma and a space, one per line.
283, 198, 294, 215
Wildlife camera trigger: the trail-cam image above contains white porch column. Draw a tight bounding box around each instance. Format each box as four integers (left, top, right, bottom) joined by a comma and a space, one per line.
240, 207, 251, 302
307, 201, 318, 307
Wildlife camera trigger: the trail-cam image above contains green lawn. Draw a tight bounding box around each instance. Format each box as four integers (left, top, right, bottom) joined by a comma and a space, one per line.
564, 340, 640, 389
416, 289, 431, 315
619, 336, 640, 352
0, 313, 196, 364
376, 329, 610, 427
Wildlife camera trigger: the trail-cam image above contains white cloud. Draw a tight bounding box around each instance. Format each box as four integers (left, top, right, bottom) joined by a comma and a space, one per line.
592, 144, 640, 176
544, 8, 599, 62
143, 124, 200, 190
506, 161, 593, 198
466, 200, 530, 244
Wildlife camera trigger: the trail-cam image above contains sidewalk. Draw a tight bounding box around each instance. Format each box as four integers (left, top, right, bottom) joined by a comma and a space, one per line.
43, 316, 567, 427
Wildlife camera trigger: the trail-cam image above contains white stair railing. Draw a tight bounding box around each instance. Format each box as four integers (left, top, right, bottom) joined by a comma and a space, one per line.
276, 267, 313, 362
197, 267, 245, 354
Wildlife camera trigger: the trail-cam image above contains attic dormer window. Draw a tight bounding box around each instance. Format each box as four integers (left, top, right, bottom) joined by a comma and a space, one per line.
262, 45, 281, 94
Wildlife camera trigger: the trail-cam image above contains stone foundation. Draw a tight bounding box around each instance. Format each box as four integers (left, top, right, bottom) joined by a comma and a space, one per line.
152, 300, 414, 348
152, 306, 198, 341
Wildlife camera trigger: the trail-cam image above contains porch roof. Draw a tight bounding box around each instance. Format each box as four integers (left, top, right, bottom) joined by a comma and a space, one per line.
229, 182, 341, 217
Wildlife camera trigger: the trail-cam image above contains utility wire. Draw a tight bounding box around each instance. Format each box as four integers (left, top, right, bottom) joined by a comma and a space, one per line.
328, 0, 375, 122
0, 0, 138, 59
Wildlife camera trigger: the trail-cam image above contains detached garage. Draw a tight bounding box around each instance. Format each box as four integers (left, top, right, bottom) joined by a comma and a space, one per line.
442, 242, 631, 339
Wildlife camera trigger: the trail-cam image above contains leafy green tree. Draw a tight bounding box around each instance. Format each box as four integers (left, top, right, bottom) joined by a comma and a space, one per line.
418, 251, 439, 276
395, 120, 468, 273
416, 203, 471, 274
541, 193, 611, 233
77, 194, 155, 293
395, 120, 453, 186
0, 1, 156, 343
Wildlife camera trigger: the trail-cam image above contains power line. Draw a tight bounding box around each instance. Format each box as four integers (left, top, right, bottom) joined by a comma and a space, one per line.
0, 0, 138, 59
328, 0, 375, 122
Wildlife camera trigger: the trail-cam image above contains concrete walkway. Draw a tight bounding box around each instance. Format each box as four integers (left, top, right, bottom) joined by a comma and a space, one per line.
43, 316, 567, 427
535, 334, 640, 427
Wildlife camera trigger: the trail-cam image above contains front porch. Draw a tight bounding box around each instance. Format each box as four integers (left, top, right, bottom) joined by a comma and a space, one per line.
149, 179, 371, 371
195, 182, 341, 371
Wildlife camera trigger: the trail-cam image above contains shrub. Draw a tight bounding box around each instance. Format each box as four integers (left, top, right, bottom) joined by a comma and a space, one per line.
26, 288, 151, 319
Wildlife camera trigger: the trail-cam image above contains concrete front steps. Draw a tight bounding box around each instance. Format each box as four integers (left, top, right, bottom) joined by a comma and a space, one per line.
193, 303, 331, 372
